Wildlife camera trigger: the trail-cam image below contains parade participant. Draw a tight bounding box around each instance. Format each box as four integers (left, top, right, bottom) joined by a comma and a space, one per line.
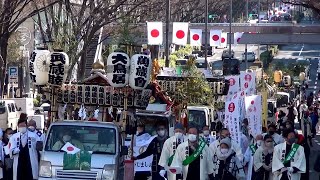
134, 124, 152, 180
298, 100, 308, 128
253, 134, 274, 180
202, 125, 215, 146
3, 128, 13, 180
158, 123, 187, 180
241, 118, 249, 137
171, 127, 214, 180
27, 120, 45, 142
0, 129, 4, 179
263, 124, 284, 146
301, 112, 312, 146
244, 134, 263, 165
296, 131, 310, 180
209, 128, 243, 161
52, 131, 84, 150
9, 118, 42, 180
212, 137, 245, 180
132, 123, 168, 180
240, 133, 249, 154
272, 129, 306, 180
284, 121, 294, 131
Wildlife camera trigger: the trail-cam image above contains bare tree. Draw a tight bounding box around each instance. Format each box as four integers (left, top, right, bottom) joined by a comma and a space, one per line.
282, 0, 320, 15
0, 0, 60, 95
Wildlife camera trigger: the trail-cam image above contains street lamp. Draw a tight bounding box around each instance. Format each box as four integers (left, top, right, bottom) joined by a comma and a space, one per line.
228, 0, 232, 60
204, 0, 208, 69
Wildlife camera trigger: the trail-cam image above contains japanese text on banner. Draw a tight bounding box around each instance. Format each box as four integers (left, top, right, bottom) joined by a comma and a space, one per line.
245, 95, 262, 138
240, 71, 256, 96
225, 93, 241, 144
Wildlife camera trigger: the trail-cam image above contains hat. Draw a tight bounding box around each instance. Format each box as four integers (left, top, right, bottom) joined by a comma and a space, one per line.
220, 138, 231, 148
174, 123, 183, 130
19, 113, 28, 121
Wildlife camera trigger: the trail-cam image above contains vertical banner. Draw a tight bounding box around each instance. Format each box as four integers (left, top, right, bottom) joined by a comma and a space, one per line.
189, 29, 202, 46
240, 71, 256, 96
225, 93, 241, 144
238, 91, 246, 123
172, 22, 189, 45
209, 29, 222, 47
261, 90, 268, 128
147, 22, 163, 45
234, 32, 244, 45
225, 75, 240, 101
220, 32, 227, 48
245, 95, 262, 138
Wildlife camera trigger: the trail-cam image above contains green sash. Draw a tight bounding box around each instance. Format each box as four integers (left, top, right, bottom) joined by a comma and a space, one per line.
182, 138, 206, 166
283, 143, 300, 164
168, 153, 175, 166
249, 144, 257, 155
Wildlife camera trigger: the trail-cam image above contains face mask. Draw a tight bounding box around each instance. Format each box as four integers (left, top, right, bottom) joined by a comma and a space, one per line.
188, 134, 197, 142
265, 142, 273, 147
256, 140, 262, 146
269, 131, 275, 135
288, 137, 296, 144
18, 127, 27, 134
203, 130, 210, 136
157, 130, 165, 137
175, 132, 183, 139
221, 148, 229, 154
7, 134, 12, 139
28, 126, 36, 132
63, 135, 71, 142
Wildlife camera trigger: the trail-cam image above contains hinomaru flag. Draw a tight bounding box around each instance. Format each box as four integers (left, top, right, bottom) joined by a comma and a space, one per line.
147, 22, 163, 45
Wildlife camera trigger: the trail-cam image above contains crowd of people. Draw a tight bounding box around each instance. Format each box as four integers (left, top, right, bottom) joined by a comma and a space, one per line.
132, 107, 312, 180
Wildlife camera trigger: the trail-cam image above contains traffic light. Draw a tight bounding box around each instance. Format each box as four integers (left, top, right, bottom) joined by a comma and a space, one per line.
283, 75, 291, 87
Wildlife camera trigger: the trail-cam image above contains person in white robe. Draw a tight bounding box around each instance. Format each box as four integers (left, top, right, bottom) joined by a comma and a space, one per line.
212, 137, 245, 180
243, 134, 263, 180
158, 123, 188, 180
27, 119, 45, 142
170, 127, 214, 180
0, 129, 4, 179
209, 128, 243, 162
9, 118, 42, 180
202, 125, 215, 146
253, 134, 274, 180
262, 124, 284, 146
272, 129, 306, 180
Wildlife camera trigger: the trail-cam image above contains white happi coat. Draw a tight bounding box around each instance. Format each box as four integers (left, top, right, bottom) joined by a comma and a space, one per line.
209, 138, 243, 162
171, 141, 214, 180
272, 142, 306, 180
0, 141, 4, 179
201, 135, 216, 146
253, 147, 273, 180
158, 135, 188, 180
9, 132, 41, 180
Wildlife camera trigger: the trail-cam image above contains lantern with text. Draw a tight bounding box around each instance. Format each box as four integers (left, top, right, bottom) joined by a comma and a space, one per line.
129, 54, 152, 90
48, 51, 69, 86
29, 49, 50, 85
69, 84, 77, 104
107, 52, 130, 87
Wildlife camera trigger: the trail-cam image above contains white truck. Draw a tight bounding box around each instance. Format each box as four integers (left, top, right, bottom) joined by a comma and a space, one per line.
5, 98, 34, 116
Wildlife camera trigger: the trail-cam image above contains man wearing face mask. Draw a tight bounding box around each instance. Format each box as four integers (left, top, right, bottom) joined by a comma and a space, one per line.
201, 126, 215, 146
209, 128, 243, 162
171, 127, 214, 180
52, 131, 84, 151
272, 129, 306, 180
244, 134, 263, 166
262, 124, 284, 146
27, 120, 45, 143
9, 118, 42, 180
158, 123, 187, 180
132, 124, 168, 180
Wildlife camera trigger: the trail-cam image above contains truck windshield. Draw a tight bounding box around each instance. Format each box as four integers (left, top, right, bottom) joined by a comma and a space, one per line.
135, 115, 169, 135
45, 125, 116, 154
188, 110, 206, 132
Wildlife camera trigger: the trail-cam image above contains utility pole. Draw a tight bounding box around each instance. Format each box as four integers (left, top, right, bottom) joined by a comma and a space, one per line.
165, 0, 170, 67
246, 0, 249, 22
204, 0, 208, 69
229, 0, 232, 59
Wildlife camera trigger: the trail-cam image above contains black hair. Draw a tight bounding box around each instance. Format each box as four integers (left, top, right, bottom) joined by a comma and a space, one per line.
221, 128, 229, 132
188, 126, 198, 132
17, 119, 27, 125
264, 134, 273, 141
282, 128, 295, 138
268, 124, 277, 129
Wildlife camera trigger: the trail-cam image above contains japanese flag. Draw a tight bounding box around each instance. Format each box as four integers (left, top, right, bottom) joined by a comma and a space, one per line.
189, 29, 202, 46
221, 32, 227, 48
167, 166, 182, 174
147, 22, 163, 45
172, 22, 189, 45
61, 142, 80, 154
234, 32, 243, 45
210, 30, 222, 47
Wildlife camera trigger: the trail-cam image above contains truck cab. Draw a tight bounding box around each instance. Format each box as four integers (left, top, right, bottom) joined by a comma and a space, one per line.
0, 100, 20, 130
187, 106, 212, 132
39, 121, 127, 180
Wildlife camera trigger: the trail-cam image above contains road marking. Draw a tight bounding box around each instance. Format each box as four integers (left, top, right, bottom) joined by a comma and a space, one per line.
316, 82, 318, 85
317, 142, 320, 146
315, 139, 319, 143
298, 44, 304, 56
314, 86, 317, 89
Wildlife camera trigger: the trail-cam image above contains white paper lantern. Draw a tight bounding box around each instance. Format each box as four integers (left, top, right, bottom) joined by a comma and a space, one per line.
29, 49, 50, 85
129, 54, 152, 90
106, 52, 130, 87
47, 51, 69, 86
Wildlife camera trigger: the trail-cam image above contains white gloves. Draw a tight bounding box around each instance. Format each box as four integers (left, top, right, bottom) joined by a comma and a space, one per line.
287, 167, 294, 173
159, 170, 166, 177
13, 148, 20, 154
